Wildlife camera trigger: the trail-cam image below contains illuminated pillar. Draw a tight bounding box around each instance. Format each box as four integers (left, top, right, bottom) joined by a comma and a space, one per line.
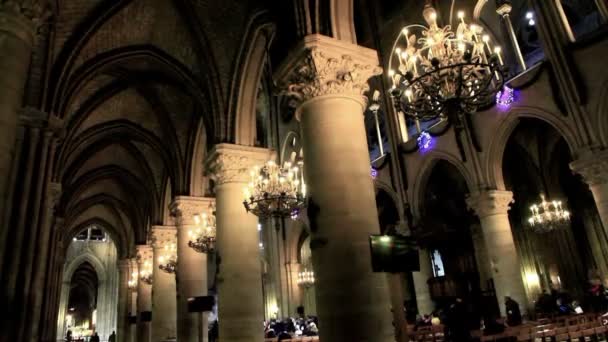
412, 249, 434, 315
151, 226, 177, 341
274, 34, 394, 342
206, 144, 271, 342
171, 196, 215, 342
467, 190, 527, 315
117, 259, 130, 342
136, 245, 153, 342
571, 152, 608, 234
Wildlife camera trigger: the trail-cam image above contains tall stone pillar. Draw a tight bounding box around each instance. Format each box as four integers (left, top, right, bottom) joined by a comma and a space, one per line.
467, 190, 527, 315
571, 152, 608, 232
412, 249, 434, 315
170, 196, 214, 342
136, 245, 153, 342
286, 261, 303, 316
117, 260, 130, 342
471, 224, 493, 289
263, 220, 287, 318
150, 226, 178, 341
274, 34, 394, 342
206, 144, 271, 342
0, 2, 47, 262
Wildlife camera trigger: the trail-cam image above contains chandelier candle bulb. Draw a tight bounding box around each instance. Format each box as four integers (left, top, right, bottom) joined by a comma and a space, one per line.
494, 47, 503, 65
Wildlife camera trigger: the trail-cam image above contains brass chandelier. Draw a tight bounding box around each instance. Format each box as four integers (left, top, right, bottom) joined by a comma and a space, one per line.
527, 194, 571, 233
188, 205, 217, 254
243, 160, 306, 219
388, 3, 507, 157
139, 260, 153, 285
158, 243, 177, 274
128, 271, 138, 290
297, 269, 315, 288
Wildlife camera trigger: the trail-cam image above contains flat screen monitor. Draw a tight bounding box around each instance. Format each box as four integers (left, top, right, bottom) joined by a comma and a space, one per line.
369, 234, 420, 273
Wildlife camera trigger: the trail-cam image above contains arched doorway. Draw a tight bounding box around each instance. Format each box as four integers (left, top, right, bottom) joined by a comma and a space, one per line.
502, 118, 606, 312
415, 160, 498, 320
57, 226, 119, 341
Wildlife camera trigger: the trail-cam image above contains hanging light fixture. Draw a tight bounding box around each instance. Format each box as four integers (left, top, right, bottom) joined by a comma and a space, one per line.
388, 3, 507, 158
243, 160, 306, 219
158, 243, 177, 274
527, 194, 571, 233
188, 205, 217, 254
139, 260, 153, 285
128, 271, 138, 290
297, 269, 315, 288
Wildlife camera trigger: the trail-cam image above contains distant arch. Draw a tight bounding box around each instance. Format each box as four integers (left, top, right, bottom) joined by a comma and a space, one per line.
486, 106, 580, 190
410, 152, 476, 219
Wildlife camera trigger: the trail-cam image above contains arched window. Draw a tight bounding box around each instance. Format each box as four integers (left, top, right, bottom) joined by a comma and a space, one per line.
72, 225, 107, 242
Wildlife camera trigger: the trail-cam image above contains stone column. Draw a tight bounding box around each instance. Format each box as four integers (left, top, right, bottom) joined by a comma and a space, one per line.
205, 144, 272, 342
286, 261, 303, 316
150, 226, 178, 341
263, 219, 286, 318
170, 196, 215, 342
274, 34, 394, 342
0, 2, 47, 262
571, 151, 608, 232
117, 259, 130, 342
467, 190, 527, 315
55, 280, 70, 341
471, 224, 493, 289
27, 182, 61, 342
136, 245, 153, 342
412, 249, 434, 315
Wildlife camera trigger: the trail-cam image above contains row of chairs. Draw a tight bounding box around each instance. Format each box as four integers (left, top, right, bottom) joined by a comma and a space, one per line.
264, 337, 319, 342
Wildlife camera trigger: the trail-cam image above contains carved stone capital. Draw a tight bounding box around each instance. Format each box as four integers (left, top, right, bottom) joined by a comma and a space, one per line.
0, 1, 50, 44
47, 182, 61, 209
136, 245, 153, 264
274, 34, 382, 113
53, 216, 65, 231
205, 143, 273, 186
150, 226, 177, 249
570, 150, 608, 186
170, 196, 215, 226
467, 190, 513, 218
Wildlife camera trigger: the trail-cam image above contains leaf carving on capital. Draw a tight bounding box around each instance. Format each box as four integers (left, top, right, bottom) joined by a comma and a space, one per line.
280, 48, 382, 103
207, 152, 267, 185
571, 156, 608, 186
466, 190, 513, 218
170, 198, 215, 226
1, 0, 51, 24
47, 182, 62, 209
150, 228, 176, 249
136, 245, 153, 263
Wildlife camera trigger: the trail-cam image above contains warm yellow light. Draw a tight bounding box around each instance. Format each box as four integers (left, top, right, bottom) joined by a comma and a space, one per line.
457, 11, 464, 19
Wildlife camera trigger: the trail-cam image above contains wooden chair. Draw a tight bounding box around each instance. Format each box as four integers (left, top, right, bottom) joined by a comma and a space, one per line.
582, 328, 597, 341
556, 333, 569, 342
569, 330, 582, 342
542, 330, 556, 342
516, 333, 531, 341
596, 326, 608, 341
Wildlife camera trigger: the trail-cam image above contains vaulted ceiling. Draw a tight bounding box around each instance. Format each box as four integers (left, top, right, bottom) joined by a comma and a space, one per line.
41, 0, 276, 257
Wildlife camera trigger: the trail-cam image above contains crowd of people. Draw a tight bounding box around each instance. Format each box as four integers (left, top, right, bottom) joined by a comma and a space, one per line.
264, 316, 319, 341
408, 280, 608, 341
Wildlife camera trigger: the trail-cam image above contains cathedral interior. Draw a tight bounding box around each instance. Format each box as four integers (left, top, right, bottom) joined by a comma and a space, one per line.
0, 0, 607, 341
